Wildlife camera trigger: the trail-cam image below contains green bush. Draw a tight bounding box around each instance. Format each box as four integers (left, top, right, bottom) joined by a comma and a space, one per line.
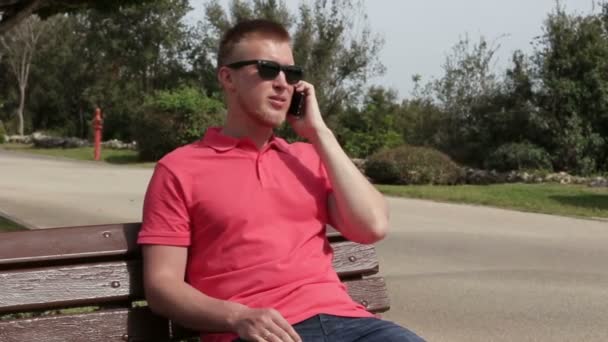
484, 142, 553, 172
134, 87, 225, 161
340, 130, 403, 159
0, 120, 6, 144
365, 145, 464, 185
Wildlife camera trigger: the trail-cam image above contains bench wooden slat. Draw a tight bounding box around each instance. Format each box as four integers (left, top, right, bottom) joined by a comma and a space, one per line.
0, 223, 141, 269
0, 307, 170, 342
331, 241, 379, 277
0, 261, 142, 313
0, 223, 343, 269
345, 276, 390, 312
0, 277, 389, 342
0, 241, 378, 313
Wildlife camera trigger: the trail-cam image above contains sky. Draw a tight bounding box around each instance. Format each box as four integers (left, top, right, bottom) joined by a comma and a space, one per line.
187, 0, 599, 100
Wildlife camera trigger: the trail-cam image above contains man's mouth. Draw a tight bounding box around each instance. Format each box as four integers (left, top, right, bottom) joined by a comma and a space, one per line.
269, 96, 287, 108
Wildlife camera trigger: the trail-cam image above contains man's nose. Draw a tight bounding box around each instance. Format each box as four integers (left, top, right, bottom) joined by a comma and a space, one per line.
272, 70, 290, 89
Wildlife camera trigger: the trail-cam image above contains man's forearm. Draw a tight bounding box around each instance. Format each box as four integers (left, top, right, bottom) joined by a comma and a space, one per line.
146, 278, 247, 333
310, 127, 389, 243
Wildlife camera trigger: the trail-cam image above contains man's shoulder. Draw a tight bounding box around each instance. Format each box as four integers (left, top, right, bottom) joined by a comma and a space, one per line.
282, 140, 321, 162
281, 138, 315, 154
156, 140, 211, 171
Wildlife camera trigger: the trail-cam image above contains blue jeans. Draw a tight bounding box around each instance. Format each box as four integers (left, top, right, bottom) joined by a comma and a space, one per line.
233, 314, 426, 341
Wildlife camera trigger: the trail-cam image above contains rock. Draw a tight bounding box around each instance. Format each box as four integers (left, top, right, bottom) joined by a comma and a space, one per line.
464, 168, 495, 185
64, 137, 91, 148
32, 132, 64, 148
102, 139, 137, 150
31, 132, 90, 148
589, 177, 608, 188
506, 171, 522, 183
7, 135, 32, 144
369, 164, 600, 187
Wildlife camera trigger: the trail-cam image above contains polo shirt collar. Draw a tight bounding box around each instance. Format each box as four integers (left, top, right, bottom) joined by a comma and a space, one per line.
202, 127, 290, 153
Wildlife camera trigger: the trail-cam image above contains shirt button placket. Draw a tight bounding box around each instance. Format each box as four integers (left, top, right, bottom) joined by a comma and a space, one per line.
256, 153, 266, 187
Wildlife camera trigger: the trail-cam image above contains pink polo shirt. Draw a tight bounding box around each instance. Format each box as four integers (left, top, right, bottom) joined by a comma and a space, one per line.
137, 127, 372, 341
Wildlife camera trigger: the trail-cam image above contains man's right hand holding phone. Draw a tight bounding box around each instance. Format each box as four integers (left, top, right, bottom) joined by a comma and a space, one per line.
287, 82, 330, 143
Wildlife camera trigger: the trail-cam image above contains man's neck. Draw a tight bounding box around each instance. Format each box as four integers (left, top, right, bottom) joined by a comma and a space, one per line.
222, 112, 274, 150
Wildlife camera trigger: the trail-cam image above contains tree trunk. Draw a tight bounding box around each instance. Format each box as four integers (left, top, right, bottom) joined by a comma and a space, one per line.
79, 105, 84, 138
18, 85, 25, 136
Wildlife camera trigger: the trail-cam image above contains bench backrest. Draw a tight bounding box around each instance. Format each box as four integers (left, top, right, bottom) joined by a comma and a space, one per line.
0, 223, 389, 341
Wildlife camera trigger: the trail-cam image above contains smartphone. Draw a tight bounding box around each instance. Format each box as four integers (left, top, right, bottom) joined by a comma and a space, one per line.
288, 90, 305, 117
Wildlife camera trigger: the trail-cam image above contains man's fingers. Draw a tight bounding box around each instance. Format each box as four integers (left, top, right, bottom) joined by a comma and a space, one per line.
261, 321, 294, 342
234, 308, 300, 342
271, 315, 301, 342
294, 81, 316, 96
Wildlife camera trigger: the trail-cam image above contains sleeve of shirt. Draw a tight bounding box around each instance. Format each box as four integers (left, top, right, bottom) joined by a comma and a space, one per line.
137, 163, 191, 246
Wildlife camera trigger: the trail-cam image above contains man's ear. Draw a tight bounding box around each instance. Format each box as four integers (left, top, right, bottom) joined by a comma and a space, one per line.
218, 66, 236, 92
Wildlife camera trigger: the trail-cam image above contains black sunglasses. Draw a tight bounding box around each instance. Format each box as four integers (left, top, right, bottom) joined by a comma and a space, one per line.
225, 59, 303, 85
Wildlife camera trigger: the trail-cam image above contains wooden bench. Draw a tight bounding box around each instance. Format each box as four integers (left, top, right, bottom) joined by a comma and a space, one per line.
0, 223, 390, 341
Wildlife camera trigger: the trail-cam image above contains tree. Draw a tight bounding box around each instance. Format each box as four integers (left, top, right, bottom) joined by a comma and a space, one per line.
27, 14, 92, 137
0, 0, 43, 36
79, 0, 194, 140
0, 0, 150, 35
6, 0, 195, 140
292, 0, 385, 118
0, 14, 50, 135
396, 75, 445, 148
461, 50, 544, 166
429, 35, 502, 164
532, 4, 608, 174
336, 86, 403, 158
193, 0, 385, 123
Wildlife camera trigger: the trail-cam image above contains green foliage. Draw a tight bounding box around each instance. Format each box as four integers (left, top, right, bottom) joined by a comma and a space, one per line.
532, 5, 608, 174
195, 0, 385, 122
397, 79, 446, 148
414, 35, 506, 166
336, 87, 403, 158
484, 142, 553, 172
0, 15, 54, 135
4, 0, 608, 177
433, 35, 500, 122
365, 145, 463, 185
25, 0, 195, 141
134, 87, 225, 161
405, 4, 608, 175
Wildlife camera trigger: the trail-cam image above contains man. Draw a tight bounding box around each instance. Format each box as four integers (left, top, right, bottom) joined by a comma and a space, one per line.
137, 19, 425, 342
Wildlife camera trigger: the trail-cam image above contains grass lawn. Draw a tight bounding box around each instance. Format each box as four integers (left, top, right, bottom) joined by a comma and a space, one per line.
0, 216, 27, 232
0, 143, 154, 168
376, 183, 608, 220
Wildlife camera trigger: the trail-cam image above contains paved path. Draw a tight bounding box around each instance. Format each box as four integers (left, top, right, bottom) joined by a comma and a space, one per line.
1, 150, 607, 341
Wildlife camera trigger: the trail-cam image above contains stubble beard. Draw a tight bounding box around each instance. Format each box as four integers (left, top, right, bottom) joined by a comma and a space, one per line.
238, 95, 285, 129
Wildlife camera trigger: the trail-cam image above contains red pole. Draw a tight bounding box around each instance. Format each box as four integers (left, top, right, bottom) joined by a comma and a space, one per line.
93, 108, 103, 161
